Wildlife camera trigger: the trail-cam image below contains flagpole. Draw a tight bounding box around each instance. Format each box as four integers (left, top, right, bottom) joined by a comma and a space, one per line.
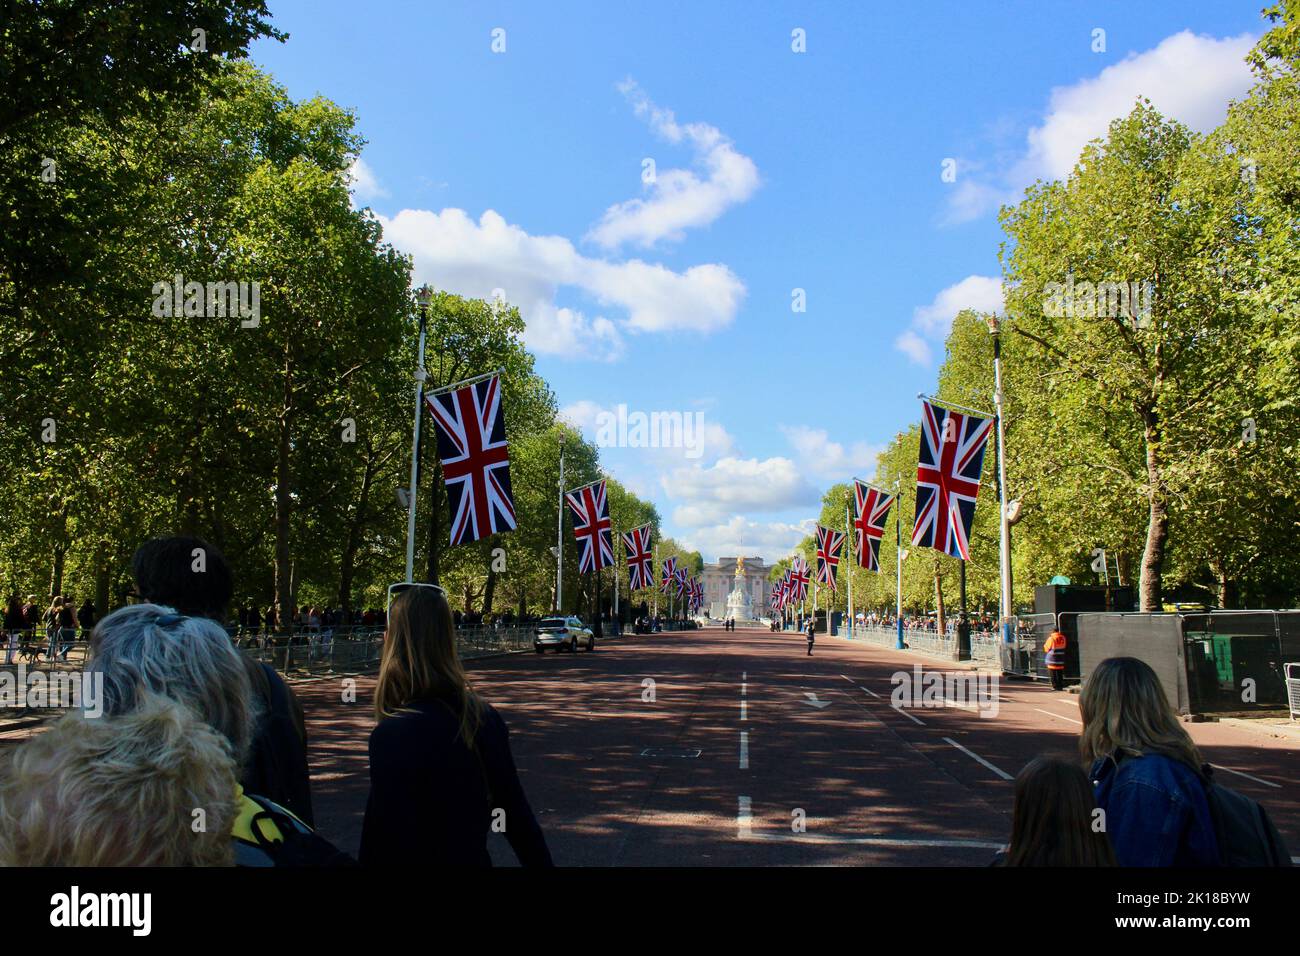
845, 498, 853, 639
652, 545, 658, 621
404, 289, 430, 583
895, 495, 904, 650
555, 434, 565, 613
989, 315, 1014, 644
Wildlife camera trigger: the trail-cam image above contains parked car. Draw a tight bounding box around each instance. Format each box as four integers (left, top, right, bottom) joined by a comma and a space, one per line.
534, 616, 595, 653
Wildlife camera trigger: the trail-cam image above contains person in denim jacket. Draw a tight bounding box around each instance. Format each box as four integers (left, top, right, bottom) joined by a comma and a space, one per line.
1081, 657, 1220, 867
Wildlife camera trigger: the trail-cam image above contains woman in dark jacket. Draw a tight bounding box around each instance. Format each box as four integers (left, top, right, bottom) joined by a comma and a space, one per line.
1081, 657, 1219, 866
360, 584, 552, 867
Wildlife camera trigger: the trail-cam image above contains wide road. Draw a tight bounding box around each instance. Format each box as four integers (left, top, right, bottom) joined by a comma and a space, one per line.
300, 626, 1300, 866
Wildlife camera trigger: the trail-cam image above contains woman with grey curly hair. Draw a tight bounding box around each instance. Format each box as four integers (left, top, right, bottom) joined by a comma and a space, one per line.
88, 603, 257, 766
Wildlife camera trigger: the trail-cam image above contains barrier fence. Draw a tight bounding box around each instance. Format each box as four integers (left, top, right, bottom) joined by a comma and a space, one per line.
0, 622, 572, 682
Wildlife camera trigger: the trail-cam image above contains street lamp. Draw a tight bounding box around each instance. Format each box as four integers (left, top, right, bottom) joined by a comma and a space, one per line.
987, 313, 1014, 643
403, 286, 432, 582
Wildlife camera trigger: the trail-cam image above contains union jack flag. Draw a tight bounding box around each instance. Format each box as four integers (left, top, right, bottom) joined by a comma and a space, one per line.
689, 577, 704, 612
621, 525, 654, 590
674, 566, 689, 598
853, 479, 897, 573
815, 525, 845, 591
788, 556, 810, 604
770, 581, 782, 610
565, 479, 614, 573
659, 555, 679, 594
425, 374, 516, 546
911, 399, 994, 561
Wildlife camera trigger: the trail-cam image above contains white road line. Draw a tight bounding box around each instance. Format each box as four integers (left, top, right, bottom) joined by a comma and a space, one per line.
737, 796, 752, 838
942, 736, 1013, 780
1034, 707, 1083, 726
739, 731, 749, 769
862, 686, 881, 699
892, 705, 926, 725
1214, 765, 1282, 789
740, 697, 747, 721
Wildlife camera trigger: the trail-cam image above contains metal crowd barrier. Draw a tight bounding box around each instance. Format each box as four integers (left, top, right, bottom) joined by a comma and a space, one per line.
845, 625, 1003, 664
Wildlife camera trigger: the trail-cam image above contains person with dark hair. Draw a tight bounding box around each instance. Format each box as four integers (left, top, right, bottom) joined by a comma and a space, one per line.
4, 595, 23, 665
993, 757, 1116, 866
360, 584, 552, 867
130, 536, 314, 826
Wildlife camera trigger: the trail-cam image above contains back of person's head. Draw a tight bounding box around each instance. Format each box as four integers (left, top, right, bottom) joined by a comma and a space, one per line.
1007, 757, 1115, 866
131, 536, 233, 621
0, 693, 237, 866
375, 586, 480, 745
89, 604, 255, 767
1079, 656, 1201, 770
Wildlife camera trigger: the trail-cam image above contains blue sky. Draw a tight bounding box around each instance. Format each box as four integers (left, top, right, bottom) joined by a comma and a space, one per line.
252, 0, 1266, 562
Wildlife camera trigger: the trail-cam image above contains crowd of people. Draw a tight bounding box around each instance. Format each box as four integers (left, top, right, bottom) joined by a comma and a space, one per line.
0, 538, 1286, 867
0, 536, 551, 867
3, 593, 98, 665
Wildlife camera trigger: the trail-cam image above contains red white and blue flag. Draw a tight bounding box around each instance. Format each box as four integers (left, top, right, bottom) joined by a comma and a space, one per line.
912, 400, 994, 561
770, 581, 782, 610
659, 555, 679, 594
689, 577, 704, 612
853, 480, 897, 573
425, 374, 516, 545
788, 557, 810, 604
621, 524, 654, 590
675, 567, 689, 598
815, 525, 845, 591
565, 479, 614, 573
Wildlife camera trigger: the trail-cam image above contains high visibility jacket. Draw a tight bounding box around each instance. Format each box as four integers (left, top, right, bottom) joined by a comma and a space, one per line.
1043, 631, 1067, 670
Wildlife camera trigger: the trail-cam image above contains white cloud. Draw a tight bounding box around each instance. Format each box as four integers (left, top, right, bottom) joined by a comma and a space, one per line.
559, 399, 737, 462
346, 158, 388, 203
676, 515, 814, 564
895, 275, 1004, 365
779, 426, 883, 481
585, 80, 760, 250
664, 456, 818, 527
894, 329, 932, 366
1017, 31, 1256, 183
380, 207, 745, 361
943, 30, 1256, 225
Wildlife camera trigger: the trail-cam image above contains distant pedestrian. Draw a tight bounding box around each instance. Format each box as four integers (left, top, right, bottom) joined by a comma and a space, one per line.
3, 595, 23, 665
77, 598, 96, 637
992, 756, 1115, 866
806, 618, 815, 656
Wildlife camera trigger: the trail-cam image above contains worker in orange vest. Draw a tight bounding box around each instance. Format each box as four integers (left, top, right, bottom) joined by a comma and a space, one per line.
1043, 629, 1067, 691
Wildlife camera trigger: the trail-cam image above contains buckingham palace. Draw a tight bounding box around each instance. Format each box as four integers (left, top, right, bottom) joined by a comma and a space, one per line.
701, 556, 773, 620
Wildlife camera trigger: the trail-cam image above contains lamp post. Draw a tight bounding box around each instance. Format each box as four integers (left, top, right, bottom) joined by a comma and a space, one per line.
988, 314, 1014, 643
403, 286, 431, 583
555, 433, 565, 613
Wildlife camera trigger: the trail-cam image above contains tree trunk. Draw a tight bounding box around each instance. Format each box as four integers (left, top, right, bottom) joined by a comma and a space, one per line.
1139, 408, 1168, 612
94, 548, 110, 616
338, 438, 377, 615
274, 352, 294, 620
482, 565, 497, 617
933, 559, 946, 638
50, 544, 65, 597
425, 458, 442, 585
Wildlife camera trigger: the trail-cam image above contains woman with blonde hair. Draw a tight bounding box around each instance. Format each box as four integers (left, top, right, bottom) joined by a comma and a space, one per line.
360, 584, 552, 866
1080, 656, 1219, 866
0, 694, 238, 866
